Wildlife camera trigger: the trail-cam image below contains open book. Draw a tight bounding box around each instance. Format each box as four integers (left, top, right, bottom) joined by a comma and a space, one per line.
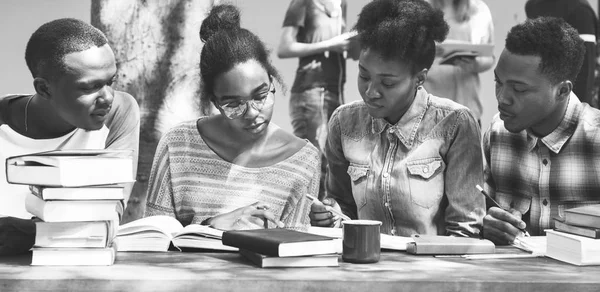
116, 215, 237, 252
306, 226, 413, 252
437, 42, 494, 65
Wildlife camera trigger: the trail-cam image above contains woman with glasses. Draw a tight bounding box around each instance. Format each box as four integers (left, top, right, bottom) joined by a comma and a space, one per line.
144, 4, 320, 231
310, 0, 485, 238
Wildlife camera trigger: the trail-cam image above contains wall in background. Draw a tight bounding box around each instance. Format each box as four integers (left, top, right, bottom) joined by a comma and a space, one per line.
1, 0, 596, 132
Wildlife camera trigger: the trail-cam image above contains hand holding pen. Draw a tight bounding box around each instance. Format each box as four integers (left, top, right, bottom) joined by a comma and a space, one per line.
477, 185, 531, 246
307, 194, 350, 227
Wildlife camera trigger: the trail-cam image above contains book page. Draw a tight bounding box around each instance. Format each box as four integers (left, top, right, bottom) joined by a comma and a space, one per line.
174, 224, 224, 239
117, 215, 183, 238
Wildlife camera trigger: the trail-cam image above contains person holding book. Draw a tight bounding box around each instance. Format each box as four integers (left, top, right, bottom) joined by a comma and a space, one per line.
0, 18, 140, 255
424, 0, 495, 124
482, 17, 600, 245
310, 0, 485, 238
277, 0, 356, 199
144, 4, 320, 231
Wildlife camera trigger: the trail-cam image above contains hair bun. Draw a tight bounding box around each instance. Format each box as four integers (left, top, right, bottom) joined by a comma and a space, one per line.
199, 4, 241, 43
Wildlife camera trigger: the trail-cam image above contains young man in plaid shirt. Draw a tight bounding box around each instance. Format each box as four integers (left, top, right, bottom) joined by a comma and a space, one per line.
483, 16, 600, 244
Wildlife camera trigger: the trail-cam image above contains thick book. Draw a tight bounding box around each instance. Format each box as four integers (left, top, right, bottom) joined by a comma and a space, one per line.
29, 184, 125, 201
25, 192, 120, 222
438, 42, 494, 65
239, 249, 339, 268
35, 220, 115, 248
546, 229, 600, 266
555, 219, 600, 239
31, 244, 117, 266
564, 204, 600, 229
222, 228, 338, 257
116, 215, 236, 252
405, 235, 495, 255
5, 149, 135, 187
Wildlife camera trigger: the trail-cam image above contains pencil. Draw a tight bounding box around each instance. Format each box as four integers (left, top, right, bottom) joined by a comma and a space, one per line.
476, 184, 530, 237
305, 194, 351, 221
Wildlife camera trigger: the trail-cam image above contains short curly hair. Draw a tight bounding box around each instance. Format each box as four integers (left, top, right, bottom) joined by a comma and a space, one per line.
25, 18, 108, 80
506, 17, 585, 85
354, 0, 448, 74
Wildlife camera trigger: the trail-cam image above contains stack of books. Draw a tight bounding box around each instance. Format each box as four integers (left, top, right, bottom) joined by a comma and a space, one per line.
222, 228, 340, 268
5, 149, 134, 266
547, 205, 600, 266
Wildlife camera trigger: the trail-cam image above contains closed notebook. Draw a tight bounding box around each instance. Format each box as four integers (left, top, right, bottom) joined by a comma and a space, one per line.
116, 215, 236, 252
31, 244, 117, 266
29, 184, 125, 201
25, 192, 120, 222
564, 205, 600, 229
222, 228, 338, 257
546, 229, 600, 266
554, 219, 600, 239
239, 249, 339, 268
35, 220, 115, 248
406, 235, 495, 255
6, 149, 134, 187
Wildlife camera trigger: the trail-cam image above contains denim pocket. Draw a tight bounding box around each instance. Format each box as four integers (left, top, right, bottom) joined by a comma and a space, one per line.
407, 157, 445, 208
347, 164, 369, 211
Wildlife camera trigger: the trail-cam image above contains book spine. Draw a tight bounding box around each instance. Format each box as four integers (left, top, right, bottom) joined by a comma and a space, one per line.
222, 232, 281, 257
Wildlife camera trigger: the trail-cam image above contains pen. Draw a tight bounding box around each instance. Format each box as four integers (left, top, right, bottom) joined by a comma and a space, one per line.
476, 185, 530, 237
305, 194, 351, 221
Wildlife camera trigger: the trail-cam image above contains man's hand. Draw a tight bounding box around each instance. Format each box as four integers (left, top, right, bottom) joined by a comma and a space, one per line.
207, 202, 284, 231
0, 217, 36, 256
483, 207, 528, 245
309, 198, 343, 227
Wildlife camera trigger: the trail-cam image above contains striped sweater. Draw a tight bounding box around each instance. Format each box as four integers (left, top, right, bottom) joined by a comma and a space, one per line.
145, 120, 320, 230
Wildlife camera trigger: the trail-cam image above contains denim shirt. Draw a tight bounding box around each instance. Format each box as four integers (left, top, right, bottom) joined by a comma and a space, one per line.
325, 88, 485, 237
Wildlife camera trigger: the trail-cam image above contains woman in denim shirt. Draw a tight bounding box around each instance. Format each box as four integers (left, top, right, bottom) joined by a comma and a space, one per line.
310, 0, 485, 237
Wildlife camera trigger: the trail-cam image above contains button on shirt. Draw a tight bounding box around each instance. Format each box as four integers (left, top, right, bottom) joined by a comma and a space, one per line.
326, 88, 485, 237
484, 93, 600, 236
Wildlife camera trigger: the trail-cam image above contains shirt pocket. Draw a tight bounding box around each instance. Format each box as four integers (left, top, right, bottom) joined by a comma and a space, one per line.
347, 163, 369, 211
407, 157, 445, 209
494, 192, 532, 215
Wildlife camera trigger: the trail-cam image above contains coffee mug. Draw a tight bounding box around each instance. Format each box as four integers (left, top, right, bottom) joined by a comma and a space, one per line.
342, 220, 382, 263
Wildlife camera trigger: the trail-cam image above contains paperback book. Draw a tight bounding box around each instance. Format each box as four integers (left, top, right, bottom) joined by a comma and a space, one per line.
239, 249, 339, 268
25, 193, 120, 222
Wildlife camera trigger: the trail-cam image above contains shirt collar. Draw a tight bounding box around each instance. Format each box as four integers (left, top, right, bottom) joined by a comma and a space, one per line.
371, 87, 429, 148
525, 93, 581, 153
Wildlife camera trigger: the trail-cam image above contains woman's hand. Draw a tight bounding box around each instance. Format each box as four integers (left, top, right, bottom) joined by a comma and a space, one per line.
207, 202, 284, 231
309, 198, 343, 227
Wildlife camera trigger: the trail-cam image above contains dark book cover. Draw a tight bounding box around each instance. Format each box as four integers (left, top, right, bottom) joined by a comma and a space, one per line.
222, 228, 337, 257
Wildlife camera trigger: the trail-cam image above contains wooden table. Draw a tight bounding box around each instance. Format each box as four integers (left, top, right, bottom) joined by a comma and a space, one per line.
0, 250, 598, 292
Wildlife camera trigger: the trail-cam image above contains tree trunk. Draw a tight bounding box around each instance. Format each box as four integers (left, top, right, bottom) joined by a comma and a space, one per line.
91, 0, 216, 223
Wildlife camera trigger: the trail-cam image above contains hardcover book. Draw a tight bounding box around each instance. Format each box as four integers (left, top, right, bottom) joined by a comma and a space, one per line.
25, 193, 120, 222
554, 219, 600, 239
222, 228, 338, 257
239, 249, 339, 268
116, 215, 236, 252
546, 229, 600, 266
6, 149, 134, 187
34, 220, 115, 248
29, 184, 125, 201
406, 234, 495, 255
564, 204, 600, 229
31, 244, 117, 266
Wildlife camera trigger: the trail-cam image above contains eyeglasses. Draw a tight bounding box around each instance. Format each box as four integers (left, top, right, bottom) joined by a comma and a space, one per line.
216, 81, 275, 119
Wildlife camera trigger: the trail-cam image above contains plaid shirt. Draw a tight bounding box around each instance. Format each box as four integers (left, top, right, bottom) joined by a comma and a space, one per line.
483, 94, 600, 235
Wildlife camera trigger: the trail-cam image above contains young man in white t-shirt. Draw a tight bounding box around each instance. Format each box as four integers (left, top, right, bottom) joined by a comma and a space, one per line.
0, 18, 140, 255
